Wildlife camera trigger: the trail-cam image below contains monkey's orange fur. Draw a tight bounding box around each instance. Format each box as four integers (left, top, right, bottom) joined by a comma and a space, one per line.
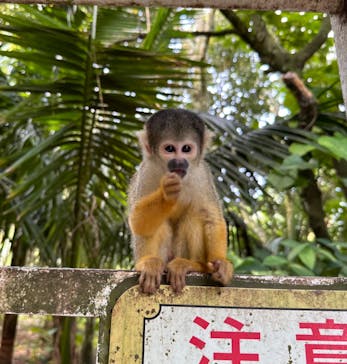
129, 171, 233, 294
128, 109, 233, 294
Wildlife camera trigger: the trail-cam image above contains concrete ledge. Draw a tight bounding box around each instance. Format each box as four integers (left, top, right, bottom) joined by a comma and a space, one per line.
0, 267, 346, 317
0, 0, 342, 12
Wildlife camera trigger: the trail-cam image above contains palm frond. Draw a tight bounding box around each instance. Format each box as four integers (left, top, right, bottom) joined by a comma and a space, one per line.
0, 6, 200, 267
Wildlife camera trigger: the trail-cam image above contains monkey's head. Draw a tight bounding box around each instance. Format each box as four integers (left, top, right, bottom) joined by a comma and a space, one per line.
138, 109, 211, 178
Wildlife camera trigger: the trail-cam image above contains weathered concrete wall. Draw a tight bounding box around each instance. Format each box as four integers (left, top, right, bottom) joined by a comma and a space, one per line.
0, 267, 138, 317
0, 267, 346, 316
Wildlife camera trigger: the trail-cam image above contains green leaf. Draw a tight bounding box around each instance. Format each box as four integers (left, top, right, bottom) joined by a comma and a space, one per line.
281, 154, 317, 171
234, 257, 266, 273
289, 143, 315, 156
0, 125, 72, 178
268, 154, 318, 190
263, 255, 288, 267
279, 239, 301, 249
288, 242, 310, 261
289, 263, 315, 276
316, 247, 337, 263
268, 171, 296, 189
142, 8, 172, 50
298, 245, 316, 270
318, 134, 347, 160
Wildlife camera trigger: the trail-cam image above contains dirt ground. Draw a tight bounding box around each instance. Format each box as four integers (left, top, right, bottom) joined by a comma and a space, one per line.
1, 315, 54, 364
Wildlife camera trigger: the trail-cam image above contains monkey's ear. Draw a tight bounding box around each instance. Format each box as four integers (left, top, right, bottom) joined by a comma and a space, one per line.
137, 129, 152, 157
202, 129, 214, 153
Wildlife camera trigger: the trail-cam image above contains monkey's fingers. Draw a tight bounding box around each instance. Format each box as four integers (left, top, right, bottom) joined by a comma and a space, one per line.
162, 172, 181, 186
206, 261, 217, 272
164, 183, 181, 193
162, 176, 182, 200
137, 257, 164, 294
167, 260, 190, 293
167, 270, 186, 294
208, 259, 233, 286
139, 270, 162, 294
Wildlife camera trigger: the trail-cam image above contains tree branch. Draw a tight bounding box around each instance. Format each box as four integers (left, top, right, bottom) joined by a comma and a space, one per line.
221, 10, 295, 73
295, 16, 331, 68
220, 10, 330, 74
189, 28, 238, 37
282, 72, 317, 129
281, 72, 331, 241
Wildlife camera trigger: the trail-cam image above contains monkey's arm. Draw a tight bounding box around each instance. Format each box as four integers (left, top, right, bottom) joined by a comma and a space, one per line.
130, 173, 182, 294
129, 189, 174, 237
133, 230, 169, 294
129, 173, 180, 237
203, 205, 234, 285
130, 196, 172, 294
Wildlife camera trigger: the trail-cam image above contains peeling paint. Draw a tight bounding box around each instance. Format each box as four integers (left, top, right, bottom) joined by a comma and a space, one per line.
93, 282, 115, 313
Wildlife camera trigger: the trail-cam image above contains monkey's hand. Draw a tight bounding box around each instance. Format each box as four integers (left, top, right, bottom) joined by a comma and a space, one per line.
161, 172, 182, 202
136, 256, 164, 294
167, 258, 193, 293
207, 259, 233, 286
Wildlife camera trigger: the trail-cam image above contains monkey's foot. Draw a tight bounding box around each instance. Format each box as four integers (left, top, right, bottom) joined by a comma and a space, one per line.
167, 258, 194, 293
136, 257, 164, 294
207, 259, 234, 286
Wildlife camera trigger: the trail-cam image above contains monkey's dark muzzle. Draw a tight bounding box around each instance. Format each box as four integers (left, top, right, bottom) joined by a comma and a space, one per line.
168, 159, 189, 178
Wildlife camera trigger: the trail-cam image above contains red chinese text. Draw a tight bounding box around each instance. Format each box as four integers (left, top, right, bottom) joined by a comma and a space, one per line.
296, 318, 347, 364
190, 316, 260, 364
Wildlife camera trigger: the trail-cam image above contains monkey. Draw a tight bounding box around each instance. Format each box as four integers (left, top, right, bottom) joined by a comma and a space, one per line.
128, 108, 233, 294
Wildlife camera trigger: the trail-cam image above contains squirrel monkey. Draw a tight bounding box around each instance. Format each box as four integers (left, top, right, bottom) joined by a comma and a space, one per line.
128, 109, 233, 294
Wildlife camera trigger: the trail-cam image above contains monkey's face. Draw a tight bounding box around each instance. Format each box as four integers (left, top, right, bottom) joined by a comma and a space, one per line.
158, 139, 199, 178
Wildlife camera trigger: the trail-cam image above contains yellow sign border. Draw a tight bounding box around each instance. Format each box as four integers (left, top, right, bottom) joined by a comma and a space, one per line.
108, 284, 347, 363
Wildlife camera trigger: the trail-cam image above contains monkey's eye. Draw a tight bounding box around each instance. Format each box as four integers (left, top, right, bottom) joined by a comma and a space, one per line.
182, 145, 192, 153
165, 145, 176, 153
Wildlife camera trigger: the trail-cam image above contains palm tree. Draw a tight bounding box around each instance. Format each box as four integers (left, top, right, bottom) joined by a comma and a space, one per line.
1, 6, 346, 362
0, 5, 199, 362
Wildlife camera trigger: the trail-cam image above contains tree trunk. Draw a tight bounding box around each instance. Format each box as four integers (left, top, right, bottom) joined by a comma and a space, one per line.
333, 158, 347, 200
0, 240, 27, 364
282, 72, 331, 241
285, 191, 297, 240
81, 318, 95, 364
0, 315, 18, 364
53, 317, 77, 364
299, 169, 331, 240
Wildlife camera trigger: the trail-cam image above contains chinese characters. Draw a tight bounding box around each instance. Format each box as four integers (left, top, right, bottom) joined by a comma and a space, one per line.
189, 316, 347, 364
190, 316, 260, 363
296, 318, 347, 364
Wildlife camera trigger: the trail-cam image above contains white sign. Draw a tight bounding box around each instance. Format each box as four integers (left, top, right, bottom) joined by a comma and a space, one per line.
143, 305, 347, 364
108, 285, 347, 363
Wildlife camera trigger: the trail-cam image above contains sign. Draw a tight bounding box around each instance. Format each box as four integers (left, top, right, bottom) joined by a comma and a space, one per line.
108, 285, 347, 363
145, 306, 347, 363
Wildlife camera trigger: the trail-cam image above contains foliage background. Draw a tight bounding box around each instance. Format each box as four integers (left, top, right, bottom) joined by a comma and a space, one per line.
0, 5, 346, 363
